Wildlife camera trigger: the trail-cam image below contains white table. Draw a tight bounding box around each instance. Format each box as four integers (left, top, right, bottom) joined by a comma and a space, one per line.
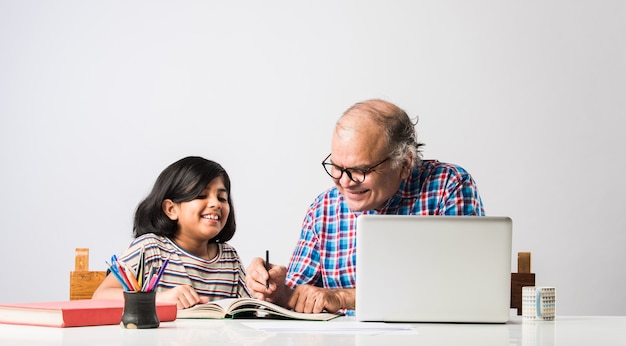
1, 315, 625, 345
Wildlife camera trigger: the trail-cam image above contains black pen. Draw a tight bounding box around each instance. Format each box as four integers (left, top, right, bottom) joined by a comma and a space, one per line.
265, 250, 270, 289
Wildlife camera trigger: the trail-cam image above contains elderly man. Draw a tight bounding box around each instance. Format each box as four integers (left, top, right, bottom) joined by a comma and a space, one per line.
246, 99, 484, 315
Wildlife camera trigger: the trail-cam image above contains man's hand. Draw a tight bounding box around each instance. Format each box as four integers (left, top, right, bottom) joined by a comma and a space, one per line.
288, 285, 354, 314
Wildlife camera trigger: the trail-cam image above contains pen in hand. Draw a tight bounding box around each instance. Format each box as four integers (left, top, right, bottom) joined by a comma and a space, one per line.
265, 250, 270, 290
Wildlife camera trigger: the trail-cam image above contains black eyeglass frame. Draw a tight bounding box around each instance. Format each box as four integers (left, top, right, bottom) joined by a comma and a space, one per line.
321, 153, 391, 183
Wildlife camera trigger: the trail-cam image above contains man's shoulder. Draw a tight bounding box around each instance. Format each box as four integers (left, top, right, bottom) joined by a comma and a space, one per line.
312, 186, 341, 203
417, 159, 471, 177
304, 186, 351, 219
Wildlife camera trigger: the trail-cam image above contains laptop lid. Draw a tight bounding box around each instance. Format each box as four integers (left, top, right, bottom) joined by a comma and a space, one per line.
355, 215, 512, 323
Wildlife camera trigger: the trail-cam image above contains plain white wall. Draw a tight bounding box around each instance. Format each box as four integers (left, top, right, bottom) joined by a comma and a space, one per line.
1, 1, 624, 316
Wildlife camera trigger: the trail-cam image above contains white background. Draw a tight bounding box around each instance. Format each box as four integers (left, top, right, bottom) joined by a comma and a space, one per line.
1, 1, 624, 316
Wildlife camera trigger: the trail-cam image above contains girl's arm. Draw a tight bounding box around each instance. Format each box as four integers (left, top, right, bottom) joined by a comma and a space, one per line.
92, 273, 125, 300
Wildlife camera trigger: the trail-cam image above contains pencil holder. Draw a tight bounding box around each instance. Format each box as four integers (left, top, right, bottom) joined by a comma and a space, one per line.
121, 290, 160, 329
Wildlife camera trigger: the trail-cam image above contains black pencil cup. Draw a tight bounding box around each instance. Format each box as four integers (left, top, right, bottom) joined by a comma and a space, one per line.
121, 290, 160, 329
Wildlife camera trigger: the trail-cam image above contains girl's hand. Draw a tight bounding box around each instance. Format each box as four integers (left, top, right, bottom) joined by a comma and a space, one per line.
156, 285, 209, 309
245, 257, 290, 306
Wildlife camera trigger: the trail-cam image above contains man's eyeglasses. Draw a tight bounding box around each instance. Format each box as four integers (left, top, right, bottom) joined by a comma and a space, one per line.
321, 153, 390, 183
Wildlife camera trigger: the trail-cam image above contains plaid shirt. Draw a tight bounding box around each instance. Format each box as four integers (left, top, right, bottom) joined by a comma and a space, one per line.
285, 160, 485, 314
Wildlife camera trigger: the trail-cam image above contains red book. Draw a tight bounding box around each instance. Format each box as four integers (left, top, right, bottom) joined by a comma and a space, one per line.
0, 299, 177, 328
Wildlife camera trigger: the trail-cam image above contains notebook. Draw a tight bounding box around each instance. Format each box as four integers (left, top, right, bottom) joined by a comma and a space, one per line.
355, 215, 512, 323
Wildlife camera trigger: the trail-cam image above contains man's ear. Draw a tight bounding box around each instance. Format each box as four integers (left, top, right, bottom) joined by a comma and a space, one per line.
162, 199, 178, 221
401, 152, 414, 178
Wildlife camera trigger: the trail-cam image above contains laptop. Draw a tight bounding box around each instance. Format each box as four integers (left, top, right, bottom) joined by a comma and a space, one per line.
355, 215, 512, 323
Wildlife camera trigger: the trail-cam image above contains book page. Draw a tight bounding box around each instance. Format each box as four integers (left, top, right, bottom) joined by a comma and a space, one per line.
229, 299, 340, 321
176, 298, 341, 321
176, 298, 240, 319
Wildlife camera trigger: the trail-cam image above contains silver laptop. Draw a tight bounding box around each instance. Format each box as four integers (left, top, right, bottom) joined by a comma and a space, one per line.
355, 215, 512, 323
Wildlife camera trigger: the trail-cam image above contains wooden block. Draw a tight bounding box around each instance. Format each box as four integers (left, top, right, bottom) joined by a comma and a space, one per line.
69, 247, 106, 300
75, 248, 90, 271
518, 252, 531, 274
510, 272, 535, 315
69, 271, 107, 300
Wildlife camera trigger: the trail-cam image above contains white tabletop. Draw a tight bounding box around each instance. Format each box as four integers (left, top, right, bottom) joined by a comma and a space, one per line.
1, 315, 625, 346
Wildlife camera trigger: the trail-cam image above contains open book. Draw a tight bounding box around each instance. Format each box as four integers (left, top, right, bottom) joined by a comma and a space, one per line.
177, 297, 341, 321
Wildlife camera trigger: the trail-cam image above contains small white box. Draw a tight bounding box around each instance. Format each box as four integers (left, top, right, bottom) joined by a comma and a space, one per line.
522, 286, 556, 321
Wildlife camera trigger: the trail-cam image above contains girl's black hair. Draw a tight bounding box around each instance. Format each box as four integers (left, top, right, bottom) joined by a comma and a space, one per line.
133, 156, 236, 243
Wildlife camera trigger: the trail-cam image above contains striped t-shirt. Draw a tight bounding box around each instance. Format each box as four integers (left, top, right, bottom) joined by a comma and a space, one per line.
118, 234, 250, 300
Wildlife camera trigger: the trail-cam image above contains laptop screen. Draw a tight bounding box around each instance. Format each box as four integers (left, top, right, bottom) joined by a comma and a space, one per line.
355, 215, 512, 323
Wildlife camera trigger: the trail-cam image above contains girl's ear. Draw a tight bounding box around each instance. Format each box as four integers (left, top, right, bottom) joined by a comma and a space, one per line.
162, 199, 178, 221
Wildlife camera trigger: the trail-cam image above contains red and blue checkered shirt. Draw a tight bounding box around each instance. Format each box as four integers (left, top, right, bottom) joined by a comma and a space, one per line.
285, 160, 485, 314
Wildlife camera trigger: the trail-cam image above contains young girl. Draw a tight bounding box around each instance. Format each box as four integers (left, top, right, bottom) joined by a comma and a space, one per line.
92, 156, 251, 309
